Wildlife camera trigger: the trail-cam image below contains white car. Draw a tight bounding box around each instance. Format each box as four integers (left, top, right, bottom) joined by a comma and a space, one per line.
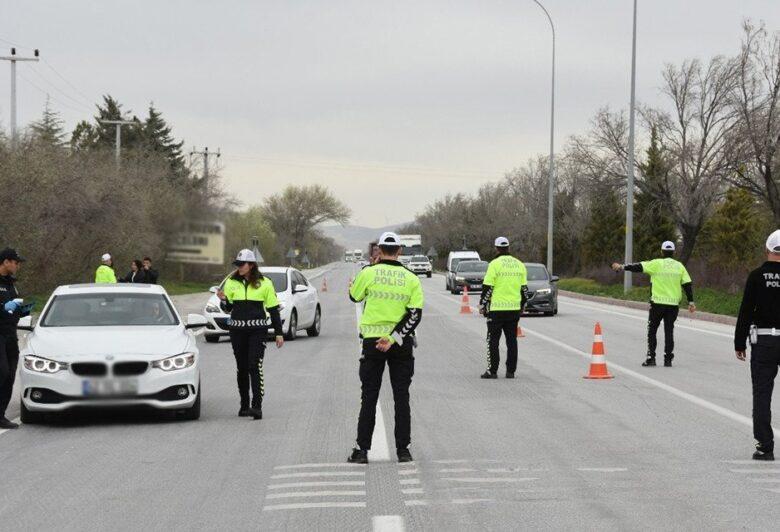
18, 283, 206, 424
407, 255, 432, 277
203, 266, 321, 343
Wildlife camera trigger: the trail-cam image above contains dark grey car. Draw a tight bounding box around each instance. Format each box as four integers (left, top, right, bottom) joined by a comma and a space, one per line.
452, 260, 488, 294
523, 262, 559, 316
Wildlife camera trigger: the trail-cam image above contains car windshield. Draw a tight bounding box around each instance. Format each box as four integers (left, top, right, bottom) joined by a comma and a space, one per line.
451, 258, 478, 271
411, 256, 429, 263
527, 265, 549, 281
457, 260, 488, 273
219, 271, 288, 292
41, 293, 179, 327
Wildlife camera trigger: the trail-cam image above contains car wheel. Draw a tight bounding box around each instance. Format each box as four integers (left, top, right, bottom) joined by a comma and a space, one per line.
306, 306, 321, 337
204, 334, 220, 343
426, 272, 432, 278
20, 401, 45, 425
553, 303, 558, 316
284, 310, 298, 341
543, 311, 554, 316
179, 383, 201, 421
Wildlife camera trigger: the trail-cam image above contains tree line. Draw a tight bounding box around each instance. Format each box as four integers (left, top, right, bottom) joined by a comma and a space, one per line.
401, 21, 779, 291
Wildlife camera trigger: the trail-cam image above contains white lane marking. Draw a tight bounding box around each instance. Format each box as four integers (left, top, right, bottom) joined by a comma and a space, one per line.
398, 469, 419, 475
263, 502, 366, 511
441, 477, 539, 483
433, 459, 471, 464
370, 402, 391, 462
452, 498, 493, 504
562, 299, 732, 339
265, 491, 366, 499
748, 479, 780, 483
270, 471, 366, 479
439, 468, 477, 473
399, 478, 420, 485
0, 417, 21, 437
404, 500, 429, 506
275, 463, 367, 470
522, 327, 780, 434
764, 488, 780, 494
268, 481, 365, 489
722, 460, 778, 465
372, 515, 406, 532
730, 469, 780, 474
401, 488, 424, 495
577, 467, 628, 473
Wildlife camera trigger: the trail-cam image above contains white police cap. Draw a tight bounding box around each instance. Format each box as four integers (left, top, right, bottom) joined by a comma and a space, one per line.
494, 236, 510, 247
661, 241, 675, 251
101, 253, 112, 262
766, 230, 780, 253
378, 232, 402, 246
233, 248, 257, 265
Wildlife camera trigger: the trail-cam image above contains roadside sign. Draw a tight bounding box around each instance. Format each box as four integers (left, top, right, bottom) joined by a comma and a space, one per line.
167, 221, 225, 265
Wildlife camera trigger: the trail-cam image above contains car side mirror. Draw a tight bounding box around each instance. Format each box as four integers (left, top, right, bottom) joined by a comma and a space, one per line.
293, 284, 308, 293
551, 275, 560, 282
209, 286, 218, 294
17, 315, 34, 331
185, 313, 208, 329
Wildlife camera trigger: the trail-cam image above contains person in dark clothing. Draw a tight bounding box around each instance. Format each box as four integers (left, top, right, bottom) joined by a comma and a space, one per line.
143, 257, 159, 284
119, 260, 148, 283
217, 249, 284, 420
612, 241, 695, 367
735, 229, 780, 461
0, 248, 31, 429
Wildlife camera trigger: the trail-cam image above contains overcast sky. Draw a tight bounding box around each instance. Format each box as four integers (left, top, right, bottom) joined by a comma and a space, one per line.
1, 1, 778, 227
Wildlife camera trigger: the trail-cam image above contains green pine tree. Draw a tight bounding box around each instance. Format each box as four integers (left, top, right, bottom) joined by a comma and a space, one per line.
30, 97, 66, 148
582, 186, 625, 269
698, 188, 771, 264
93, 95, 141, 150
142, 103, 187, 178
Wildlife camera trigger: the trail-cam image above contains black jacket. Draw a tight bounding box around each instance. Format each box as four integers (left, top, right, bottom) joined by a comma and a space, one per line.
735, 261, 780, 350
144, 268, 159, 284
0, 275, 29, 336
120, 270, 148, 283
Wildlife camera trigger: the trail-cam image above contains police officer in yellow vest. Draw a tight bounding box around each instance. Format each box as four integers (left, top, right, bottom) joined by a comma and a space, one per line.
217, 249, 284, 420
479, 237, 528, 379
348, 232, 424, 464
612, 241, 695, 367
95, 253, 117, 284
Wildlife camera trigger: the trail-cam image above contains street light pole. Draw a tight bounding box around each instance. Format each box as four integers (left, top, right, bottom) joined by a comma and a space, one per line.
532, 0, 556, 275
624, 0, 638, 293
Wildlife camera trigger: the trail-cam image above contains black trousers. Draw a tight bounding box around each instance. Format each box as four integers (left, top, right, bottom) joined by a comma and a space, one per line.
229, 329, 266, 407
647, 303, 679, 358
486, 311, 520, 374
356, 338, 414, 451
0, 334, 19, 418
751, 336, 780, 452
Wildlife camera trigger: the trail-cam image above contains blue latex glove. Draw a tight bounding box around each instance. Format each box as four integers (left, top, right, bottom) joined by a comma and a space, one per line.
4, 300, 19, 314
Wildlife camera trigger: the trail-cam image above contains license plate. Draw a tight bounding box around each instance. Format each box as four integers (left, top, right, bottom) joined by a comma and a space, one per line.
82, 378, 139, 397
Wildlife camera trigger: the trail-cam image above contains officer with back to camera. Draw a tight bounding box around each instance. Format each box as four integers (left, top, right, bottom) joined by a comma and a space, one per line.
735, 229, 780, 461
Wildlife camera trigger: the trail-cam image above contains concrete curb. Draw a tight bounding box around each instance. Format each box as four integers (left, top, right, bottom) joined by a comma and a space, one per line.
558, 290, 737, 326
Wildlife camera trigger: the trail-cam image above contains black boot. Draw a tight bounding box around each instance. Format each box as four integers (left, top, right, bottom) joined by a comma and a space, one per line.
754, 445, 775, 461
238, 404, 251, 417
0, 417, 19, 429
249, 399, 262, 420
506, 371, 515, 379
348, 448, 368, 464
480, 371, 498, 379
642, 356, 656, 367
664, 354, 674, 367
397, 448, 413, 463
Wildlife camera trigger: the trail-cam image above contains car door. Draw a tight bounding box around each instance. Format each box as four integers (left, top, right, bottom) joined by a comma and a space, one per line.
292, 270, 315, 326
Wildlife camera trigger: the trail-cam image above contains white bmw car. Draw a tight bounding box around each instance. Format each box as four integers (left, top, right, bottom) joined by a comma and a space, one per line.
203, 266, 321, 342
18, 283, 207, 423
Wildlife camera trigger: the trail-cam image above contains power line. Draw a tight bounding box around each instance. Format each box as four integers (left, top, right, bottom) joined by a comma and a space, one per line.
17, 72, 89, 116
25, 64, 93, 111
41, 59, 95, 106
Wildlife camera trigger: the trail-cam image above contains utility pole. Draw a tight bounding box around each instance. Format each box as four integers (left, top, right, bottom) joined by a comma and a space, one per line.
624, 0, 638, 293
99, 119, 137, 167
190, 146, 221, 189
0, 47, 40, 147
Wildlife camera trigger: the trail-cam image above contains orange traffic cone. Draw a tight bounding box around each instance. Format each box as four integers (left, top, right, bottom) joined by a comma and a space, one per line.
584, 322, 613, 379
459, 286, 472, 314
321, 278, 328, 292
516, 323, 526, 338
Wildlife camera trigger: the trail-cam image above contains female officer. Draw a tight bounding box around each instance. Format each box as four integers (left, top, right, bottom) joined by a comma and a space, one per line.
217, 249, 284, 419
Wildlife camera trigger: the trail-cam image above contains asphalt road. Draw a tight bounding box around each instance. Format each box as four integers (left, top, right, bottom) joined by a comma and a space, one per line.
1, 262, 778, 531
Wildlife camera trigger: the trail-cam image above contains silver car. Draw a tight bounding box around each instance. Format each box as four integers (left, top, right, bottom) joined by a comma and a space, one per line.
523, 263, 559, 316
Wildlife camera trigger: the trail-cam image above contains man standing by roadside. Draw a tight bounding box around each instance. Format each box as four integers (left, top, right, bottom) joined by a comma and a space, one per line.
0, 248, 31, 429
479, 237, 528, 379
611, 241, 695, 367
143, 257, 159, 284
348, 232, 423, 464
735, 230, 780, 461
95, 253, 117, 284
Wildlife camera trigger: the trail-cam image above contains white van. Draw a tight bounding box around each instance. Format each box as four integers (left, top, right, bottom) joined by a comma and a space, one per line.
445, 251, 481, 292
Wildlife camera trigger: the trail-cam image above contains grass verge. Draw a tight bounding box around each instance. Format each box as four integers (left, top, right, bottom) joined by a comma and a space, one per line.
557, 277, 742, 317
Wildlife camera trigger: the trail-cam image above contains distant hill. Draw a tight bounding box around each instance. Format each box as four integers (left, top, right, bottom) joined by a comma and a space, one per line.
320, 223, 409, 252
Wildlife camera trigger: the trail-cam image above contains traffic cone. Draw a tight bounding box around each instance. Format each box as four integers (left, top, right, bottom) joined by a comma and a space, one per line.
516, 323, 526, 338
584, 322, 613, 379
321, 278, 328, 292
459, 285, 472, 314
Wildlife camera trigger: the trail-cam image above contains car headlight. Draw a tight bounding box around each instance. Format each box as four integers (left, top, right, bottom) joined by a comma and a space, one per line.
205, 303, 221, 314
24, 355, 69, 373
152, 353, 196, 372
455, 276, 465, 282
535, 288, 552, 295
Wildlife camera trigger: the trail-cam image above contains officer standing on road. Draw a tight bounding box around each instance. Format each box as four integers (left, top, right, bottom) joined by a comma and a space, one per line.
95, 253, 117, 284
348, 232, 423, 464
479, 237, 528, 380
735, 230, 780, 461
0, 248, 31, 430
611, 241, 695, 367
217, 249, 284, 420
